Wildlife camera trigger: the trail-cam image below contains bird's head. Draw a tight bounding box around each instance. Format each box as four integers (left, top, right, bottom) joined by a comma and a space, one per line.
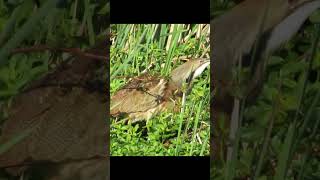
170, 58, 210, 88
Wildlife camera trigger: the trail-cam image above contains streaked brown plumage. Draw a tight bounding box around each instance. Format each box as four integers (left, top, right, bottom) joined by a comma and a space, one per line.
111, 58, 210, 123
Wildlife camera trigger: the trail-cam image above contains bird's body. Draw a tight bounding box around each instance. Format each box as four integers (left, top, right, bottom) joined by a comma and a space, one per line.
111, 74, 179, 122
111, 58, 210, 123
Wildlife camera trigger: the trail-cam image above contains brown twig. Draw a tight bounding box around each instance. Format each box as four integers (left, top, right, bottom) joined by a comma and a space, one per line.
10, 45, 108, 61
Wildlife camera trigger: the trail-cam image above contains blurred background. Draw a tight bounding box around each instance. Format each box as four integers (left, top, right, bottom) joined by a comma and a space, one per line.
211, 0, 320, 179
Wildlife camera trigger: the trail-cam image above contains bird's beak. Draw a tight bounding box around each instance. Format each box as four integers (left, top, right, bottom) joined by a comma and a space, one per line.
191, 59, 210, 80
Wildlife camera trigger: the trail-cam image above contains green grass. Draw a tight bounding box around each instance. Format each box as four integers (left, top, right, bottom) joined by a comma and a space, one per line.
110, 24, 210, 156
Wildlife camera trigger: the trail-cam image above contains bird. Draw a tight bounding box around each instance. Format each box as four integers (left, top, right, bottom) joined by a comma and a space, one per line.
0, 39, 109, 180
110, 58, 210, 123
211, 0, 320, 161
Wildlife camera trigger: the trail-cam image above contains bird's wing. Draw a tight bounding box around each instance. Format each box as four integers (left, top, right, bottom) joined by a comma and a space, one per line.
110, 75, 167, 116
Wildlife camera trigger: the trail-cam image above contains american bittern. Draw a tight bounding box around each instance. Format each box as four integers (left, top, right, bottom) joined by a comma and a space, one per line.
212, 0, 320, 160
111, 58, 210, 123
